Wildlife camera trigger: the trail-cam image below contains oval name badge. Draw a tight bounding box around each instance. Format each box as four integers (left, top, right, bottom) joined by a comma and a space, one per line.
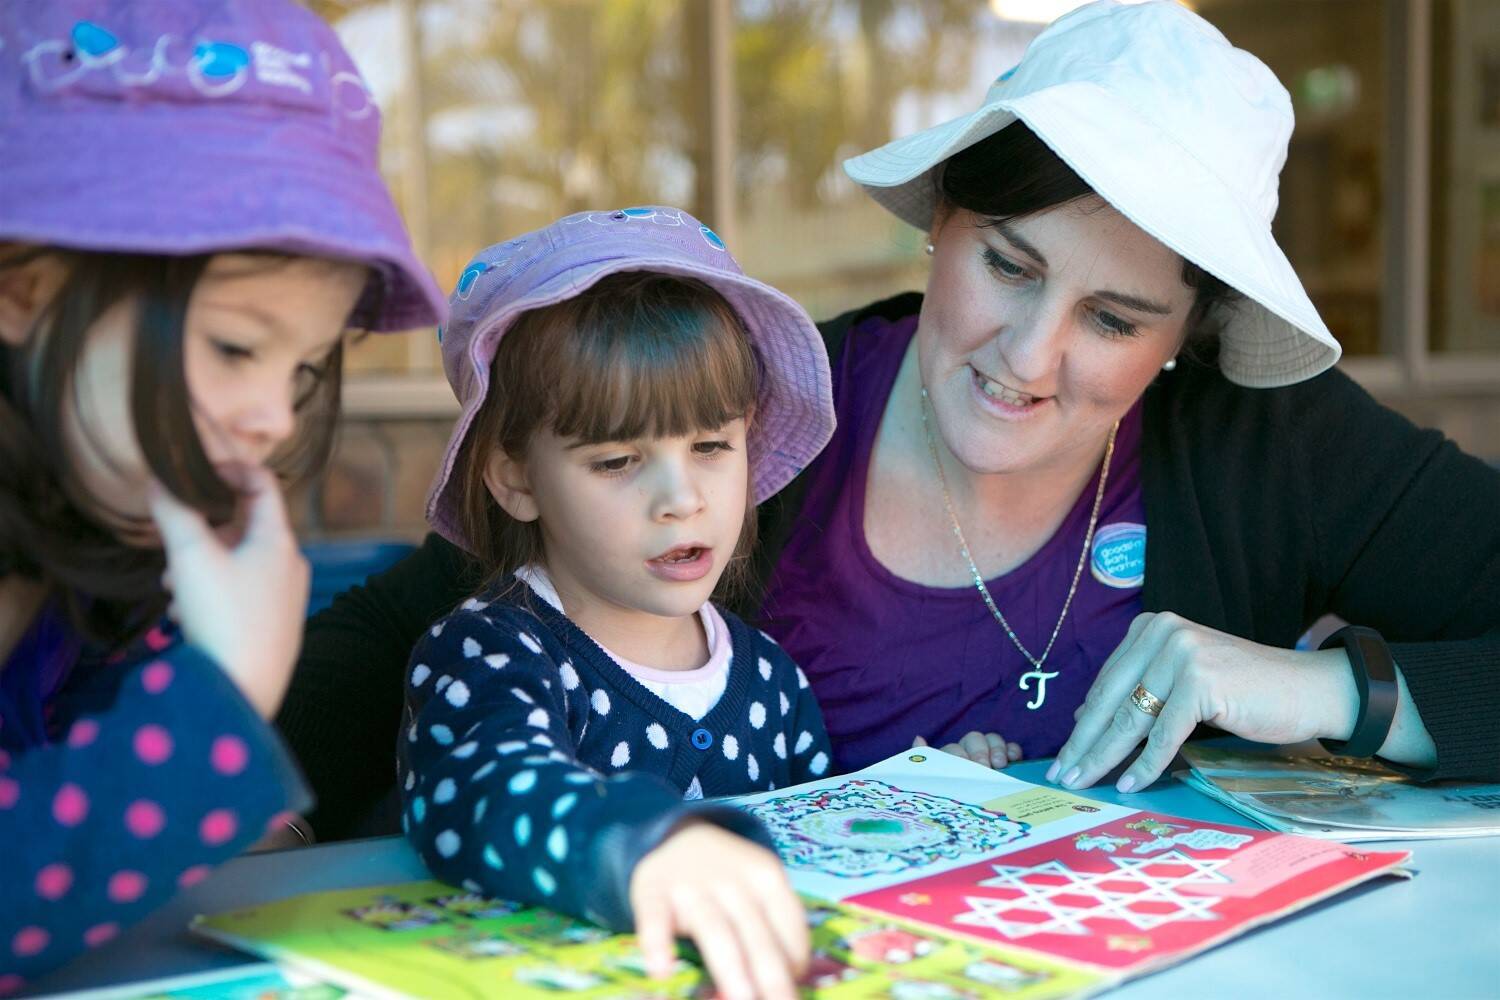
1091, 522, 1146, 589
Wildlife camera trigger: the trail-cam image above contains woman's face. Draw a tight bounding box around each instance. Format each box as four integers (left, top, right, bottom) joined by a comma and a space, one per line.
918, 198, 1195, 477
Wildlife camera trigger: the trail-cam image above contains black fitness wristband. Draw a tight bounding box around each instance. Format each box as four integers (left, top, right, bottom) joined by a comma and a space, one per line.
1318, 625, 1399, 759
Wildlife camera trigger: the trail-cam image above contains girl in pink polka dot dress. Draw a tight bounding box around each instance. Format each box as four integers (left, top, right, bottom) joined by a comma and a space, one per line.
0, 0, 445, 989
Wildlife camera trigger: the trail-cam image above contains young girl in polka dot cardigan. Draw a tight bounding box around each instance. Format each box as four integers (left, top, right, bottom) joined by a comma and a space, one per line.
403, 208, 837, 999
0, 1, 444, 988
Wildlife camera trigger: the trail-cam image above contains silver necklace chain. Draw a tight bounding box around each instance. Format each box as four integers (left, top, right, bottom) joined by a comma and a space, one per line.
919, 386, 1117, 672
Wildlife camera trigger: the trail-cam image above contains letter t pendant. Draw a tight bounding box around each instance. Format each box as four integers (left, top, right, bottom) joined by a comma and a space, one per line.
1018, 669, 1059, 710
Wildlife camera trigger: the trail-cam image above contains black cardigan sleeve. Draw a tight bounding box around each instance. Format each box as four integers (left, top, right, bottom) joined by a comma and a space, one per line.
1287, 370, 1500, 780
276, 532, 482, 840
1143, 360, 1500, 781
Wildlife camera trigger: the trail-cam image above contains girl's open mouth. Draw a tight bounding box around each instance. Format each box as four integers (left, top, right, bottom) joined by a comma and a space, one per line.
646, 545, 713, 583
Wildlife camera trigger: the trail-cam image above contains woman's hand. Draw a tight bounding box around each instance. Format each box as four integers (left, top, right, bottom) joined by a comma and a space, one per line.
913, 732, 1021, 769
630, 822, 809, 1000
1049, 612, 1360, 793
148, 463, 309, 720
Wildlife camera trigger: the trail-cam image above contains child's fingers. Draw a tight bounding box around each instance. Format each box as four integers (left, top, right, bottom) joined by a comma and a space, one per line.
753, 875, 810, 975
632, 894, 677, 980
1007, 741, 1022, 761
959, 730, 991, 765
714, 887, 797, 1000
984, 732, 1009, 769
234, 464, 295, 548
674, 890, 754, 1000
911, 735, 928, 748
146, 480, 217, 558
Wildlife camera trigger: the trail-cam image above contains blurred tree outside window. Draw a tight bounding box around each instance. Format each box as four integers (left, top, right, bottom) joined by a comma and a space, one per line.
310, 0, 1494, 388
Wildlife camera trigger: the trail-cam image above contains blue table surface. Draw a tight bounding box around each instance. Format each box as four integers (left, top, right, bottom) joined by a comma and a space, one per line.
28, 756, 1500, 999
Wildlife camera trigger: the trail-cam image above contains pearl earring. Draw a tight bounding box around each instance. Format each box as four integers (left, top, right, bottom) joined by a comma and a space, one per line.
924, 242, 935, 256
1162, 357, 1178, 372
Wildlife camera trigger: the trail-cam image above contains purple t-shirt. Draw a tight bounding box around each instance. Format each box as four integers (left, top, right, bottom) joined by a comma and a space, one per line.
761, 313, 1145, 772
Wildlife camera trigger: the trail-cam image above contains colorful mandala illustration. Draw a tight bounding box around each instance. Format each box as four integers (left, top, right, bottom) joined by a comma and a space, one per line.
745, 780, 1029, 878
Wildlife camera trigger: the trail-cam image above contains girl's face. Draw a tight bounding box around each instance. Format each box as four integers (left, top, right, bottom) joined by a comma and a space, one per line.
67, 254, 367, 532
919, 199, 1194, 478
491, 418, 751, 626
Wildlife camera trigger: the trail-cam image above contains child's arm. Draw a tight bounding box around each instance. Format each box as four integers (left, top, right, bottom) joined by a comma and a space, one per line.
0, 645, 308, 985
397, 604, 768, 930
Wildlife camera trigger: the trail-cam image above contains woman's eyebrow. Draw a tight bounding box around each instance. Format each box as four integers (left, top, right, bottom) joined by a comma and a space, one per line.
1095, 289, 1173, 315
994, 222, 1173, 315
994, 221, 1049, 266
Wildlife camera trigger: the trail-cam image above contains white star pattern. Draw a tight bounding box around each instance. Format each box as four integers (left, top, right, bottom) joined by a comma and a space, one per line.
748, 702, 766, 729
723, 734, 740, 760
952, 852, 1228, 939
794, 731, 813, 754
484, 653, 510, 670
758, 658, 773, 681
462, 637, 482, 658
446, 680, 470, 707
646, 723, 669, 749
773, 732, 787, 759
526, 708, 549, 728
611, 741, 631, 767
810, 751, 829, 775
410, 664, 430, 687
559, 662, 580, 690
592, 689, 611, 716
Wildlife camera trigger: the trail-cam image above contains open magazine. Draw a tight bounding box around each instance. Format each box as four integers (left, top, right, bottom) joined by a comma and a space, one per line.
193, 750, 1409, 998
1177, 742, 1500, 842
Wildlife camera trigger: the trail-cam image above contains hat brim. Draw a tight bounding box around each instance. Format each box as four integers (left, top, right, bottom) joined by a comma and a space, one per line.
845, 82, 1340, 388
1, 110, 447, 333
424, 254, 835, 552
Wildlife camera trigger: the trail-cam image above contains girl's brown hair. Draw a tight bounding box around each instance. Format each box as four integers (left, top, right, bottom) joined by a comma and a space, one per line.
456, 270, 762, 601
0, 248, 350, 644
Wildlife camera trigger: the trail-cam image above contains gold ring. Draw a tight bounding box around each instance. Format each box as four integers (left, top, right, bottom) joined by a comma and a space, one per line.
1130, 682, 1165, 717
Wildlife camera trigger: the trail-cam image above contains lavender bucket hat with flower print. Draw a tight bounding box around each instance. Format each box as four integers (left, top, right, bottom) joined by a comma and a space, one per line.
425, 207, 836, 554
0, 0, 446, 332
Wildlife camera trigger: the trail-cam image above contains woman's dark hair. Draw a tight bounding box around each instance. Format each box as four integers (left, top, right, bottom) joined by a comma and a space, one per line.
937, 123, 1242, 342
457, 270, 762, 604
0, 249, 348, 645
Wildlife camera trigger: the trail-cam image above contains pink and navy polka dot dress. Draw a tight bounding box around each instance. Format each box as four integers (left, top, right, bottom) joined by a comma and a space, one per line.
0, 609, 309, 990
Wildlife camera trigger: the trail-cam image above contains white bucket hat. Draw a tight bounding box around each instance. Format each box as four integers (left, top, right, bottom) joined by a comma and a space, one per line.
844, 0, 1340, 388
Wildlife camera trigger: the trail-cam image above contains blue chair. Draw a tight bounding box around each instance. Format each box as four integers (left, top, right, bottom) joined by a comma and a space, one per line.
301, 539, 416, 617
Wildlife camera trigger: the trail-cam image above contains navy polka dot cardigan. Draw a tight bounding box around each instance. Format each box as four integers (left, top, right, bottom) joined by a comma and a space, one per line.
396, 581, 832, 930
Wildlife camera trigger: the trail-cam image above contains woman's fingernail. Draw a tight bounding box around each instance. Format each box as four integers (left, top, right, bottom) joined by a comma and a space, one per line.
1117, 774, 1137, 793
1045, 761, 1060, 783
1061, 766, 1081, 787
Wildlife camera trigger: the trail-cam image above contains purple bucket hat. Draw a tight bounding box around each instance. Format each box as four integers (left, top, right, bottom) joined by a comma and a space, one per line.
426, 206, 836, 554
0, 0, 446, 332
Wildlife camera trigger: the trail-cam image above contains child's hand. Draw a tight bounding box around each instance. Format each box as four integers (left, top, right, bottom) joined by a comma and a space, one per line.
630, 822, 809, 1000
913, 732, 1021, 769
148, 464, 309, 720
